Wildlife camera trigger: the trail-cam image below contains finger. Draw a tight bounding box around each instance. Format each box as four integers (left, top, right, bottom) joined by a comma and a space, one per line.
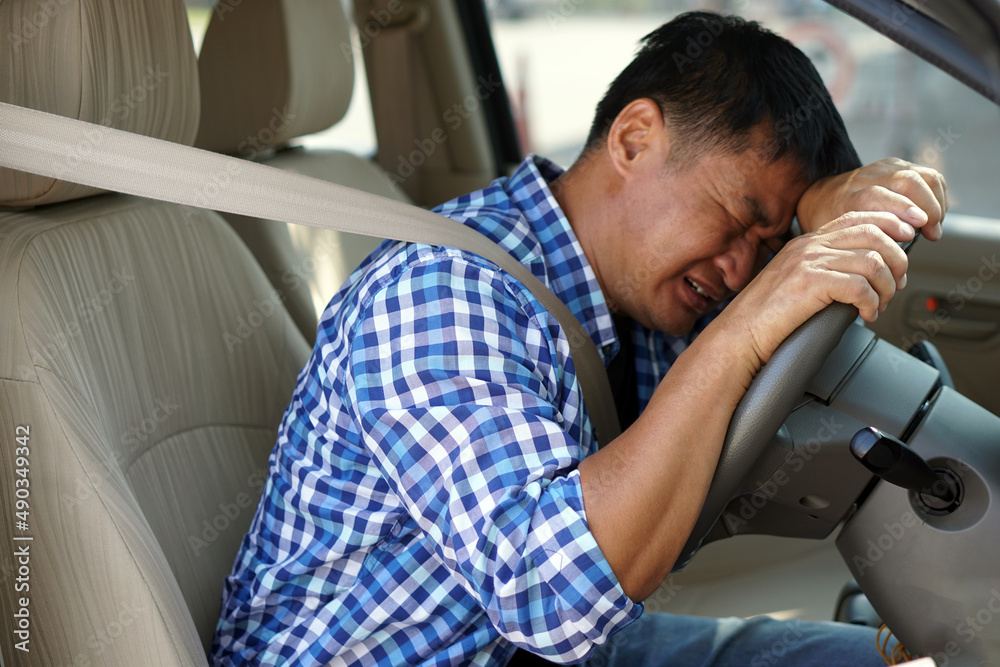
816, 220, 910, 289
850, 250, 906, 313
922, 217, 944, 242
919, 167, 950, 241
844, 222, 910, 289
910, 165, 948, 241
879, 158, 947, 214
912, 164, 948, 216
838, 186, 923, 240
819, 208, 914, 239
852, 160, 946, 237
886, 168, 945, 228
821, 271, 882, 322
831, 247, 899, 313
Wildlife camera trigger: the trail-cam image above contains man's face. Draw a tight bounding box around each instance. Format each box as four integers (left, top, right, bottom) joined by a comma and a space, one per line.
605, 142, 810, 336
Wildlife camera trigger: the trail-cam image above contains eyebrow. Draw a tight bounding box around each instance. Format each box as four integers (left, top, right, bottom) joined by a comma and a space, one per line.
742, 196, 773, 229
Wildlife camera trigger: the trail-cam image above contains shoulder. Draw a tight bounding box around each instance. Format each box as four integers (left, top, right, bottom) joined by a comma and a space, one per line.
343, 245, 568, 414
435, 195, 545, 269
351, 243, 550, 335
312, 236, 554, 366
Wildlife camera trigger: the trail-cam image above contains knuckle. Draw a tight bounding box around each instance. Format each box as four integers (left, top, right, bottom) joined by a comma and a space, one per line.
858, 223, 883, 244
891, 169, 923, 191
837, 210, 863, 228
860, 185, 889, 207
848, 276, 872, 303
865, 250, 885, 275
917, 164, 944, 180
796, 246, 821, 266
885, 157, 909, 172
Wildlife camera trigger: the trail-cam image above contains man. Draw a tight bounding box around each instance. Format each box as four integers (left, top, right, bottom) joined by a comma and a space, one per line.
211, 12, 946, 666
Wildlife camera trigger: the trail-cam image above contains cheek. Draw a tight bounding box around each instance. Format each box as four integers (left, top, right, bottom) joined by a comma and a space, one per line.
668, 224, 734, 267
630, 243, 678, 285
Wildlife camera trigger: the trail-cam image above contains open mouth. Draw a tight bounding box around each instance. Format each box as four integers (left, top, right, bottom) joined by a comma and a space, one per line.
682, 276, 715, 313
685, 276, 711, 300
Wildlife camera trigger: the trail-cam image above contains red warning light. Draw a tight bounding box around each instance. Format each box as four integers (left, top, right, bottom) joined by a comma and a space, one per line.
925, 296, 938, 312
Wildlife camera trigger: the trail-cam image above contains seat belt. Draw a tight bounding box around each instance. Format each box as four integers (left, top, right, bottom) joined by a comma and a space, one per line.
0, 101, 622, 445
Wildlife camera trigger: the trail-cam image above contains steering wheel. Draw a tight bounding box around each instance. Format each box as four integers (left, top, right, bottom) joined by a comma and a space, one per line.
674, 301, 860, 569
673, 233, 920, 568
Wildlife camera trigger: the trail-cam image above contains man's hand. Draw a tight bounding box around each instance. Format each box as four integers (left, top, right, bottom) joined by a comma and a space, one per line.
580, 164, 938, 602
582, 212, 909, 601
728, 213, 908, 368
796, 158, 948, 242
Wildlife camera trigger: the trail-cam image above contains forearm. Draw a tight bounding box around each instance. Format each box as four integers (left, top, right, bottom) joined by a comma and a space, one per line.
579, 315, 759, 601
580, 168, 935, 600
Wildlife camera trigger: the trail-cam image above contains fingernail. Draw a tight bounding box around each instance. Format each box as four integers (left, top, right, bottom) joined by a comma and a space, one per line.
901, 224, 916, 240
900, 273, 908, 289
906, 206, 928, 224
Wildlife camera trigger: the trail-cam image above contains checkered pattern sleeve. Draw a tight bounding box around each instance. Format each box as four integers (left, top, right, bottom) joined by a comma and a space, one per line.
343, 248, 640, 663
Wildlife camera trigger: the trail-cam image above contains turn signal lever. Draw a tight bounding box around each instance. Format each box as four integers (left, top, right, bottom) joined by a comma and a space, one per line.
850, 427, 961, 513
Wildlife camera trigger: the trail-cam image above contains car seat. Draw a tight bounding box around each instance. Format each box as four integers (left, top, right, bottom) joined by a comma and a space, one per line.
195, 0, 412, 344
0, 0, 310, 663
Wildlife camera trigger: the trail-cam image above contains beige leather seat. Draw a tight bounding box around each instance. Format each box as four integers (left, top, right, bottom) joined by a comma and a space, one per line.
0, 0, 309, 663
195, 0, 412, 344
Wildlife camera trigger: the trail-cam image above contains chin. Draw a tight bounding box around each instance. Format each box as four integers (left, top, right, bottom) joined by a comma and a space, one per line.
648, 310, 697, 338
624, 294, 698, 336
662, 323, 696, 337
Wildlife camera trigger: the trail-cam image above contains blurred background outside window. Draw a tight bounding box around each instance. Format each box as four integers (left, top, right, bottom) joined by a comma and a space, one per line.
183, 0, 1000, 217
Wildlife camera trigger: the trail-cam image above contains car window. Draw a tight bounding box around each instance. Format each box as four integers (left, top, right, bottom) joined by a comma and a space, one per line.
487, 0, 1000, 218
183, 0, 378, 156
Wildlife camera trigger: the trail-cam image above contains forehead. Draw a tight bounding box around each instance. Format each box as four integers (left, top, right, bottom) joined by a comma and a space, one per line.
703, 147, 809, 226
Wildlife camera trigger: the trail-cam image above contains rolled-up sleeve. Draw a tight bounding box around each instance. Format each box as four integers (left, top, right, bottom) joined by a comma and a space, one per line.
343, 251, 640, 662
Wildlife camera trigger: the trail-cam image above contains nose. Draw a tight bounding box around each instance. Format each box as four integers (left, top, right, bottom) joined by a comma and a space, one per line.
713, 235, 757, 293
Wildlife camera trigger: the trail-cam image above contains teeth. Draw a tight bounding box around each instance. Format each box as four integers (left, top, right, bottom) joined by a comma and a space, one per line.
686, 277, 709, 299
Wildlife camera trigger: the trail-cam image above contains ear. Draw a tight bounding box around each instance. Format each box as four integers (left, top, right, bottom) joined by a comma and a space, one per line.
606, 98, 670, 180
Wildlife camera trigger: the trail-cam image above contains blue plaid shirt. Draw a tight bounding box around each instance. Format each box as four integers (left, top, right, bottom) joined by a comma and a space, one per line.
211, 156, 720, 666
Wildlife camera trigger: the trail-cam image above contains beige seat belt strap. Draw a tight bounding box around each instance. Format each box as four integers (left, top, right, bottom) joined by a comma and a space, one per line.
0, 101, 623, 445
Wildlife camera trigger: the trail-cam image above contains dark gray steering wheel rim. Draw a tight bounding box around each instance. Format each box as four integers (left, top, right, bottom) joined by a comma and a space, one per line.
675, 301, 860, 569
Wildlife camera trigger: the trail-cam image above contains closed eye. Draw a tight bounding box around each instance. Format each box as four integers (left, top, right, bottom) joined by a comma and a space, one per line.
725, 207, 781, 254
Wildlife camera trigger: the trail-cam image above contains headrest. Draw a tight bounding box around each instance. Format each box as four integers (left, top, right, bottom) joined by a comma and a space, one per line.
0, 0, 200, 208
194, 0, 354, 156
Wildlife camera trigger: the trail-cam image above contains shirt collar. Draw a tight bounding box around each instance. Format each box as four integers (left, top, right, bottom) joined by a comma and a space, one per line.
504, 155, 618, 363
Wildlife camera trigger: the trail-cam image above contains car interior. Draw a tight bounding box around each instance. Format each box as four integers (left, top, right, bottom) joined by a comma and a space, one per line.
1, 0, 999, 665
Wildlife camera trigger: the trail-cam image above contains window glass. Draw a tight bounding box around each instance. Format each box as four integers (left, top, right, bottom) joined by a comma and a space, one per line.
186, 2, 212, 53
183, 0, 377, 156
488, 0, 1000, 217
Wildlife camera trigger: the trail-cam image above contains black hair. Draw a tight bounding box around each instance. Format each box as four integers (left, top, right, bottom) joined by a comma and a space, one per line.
583, 11, 861, 181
